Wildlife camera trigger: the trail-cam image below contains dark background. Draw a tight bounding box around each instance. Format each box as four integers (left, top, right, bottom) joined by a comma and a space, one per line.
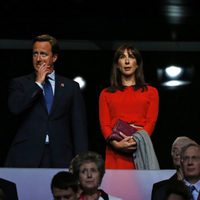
0, 0, 200, 168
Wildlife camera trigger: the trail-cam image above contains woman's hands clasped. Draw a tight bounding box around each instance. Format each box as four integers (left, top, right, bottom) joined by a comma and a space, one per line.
110, 132, 137, 153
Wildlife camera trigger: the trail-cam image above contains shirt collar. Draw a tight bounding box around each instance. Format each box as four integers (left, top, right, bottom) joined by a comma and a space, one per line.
194, 180, 200, 192
46, 70, 55, 81
184, 179, 200, 192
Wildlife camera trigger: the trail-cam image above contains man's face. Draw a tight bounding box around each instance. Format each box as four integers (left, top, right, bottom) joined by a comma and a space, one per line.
32, 41, 57, 72
181, 146, 200, 183
52, 187, 79, 200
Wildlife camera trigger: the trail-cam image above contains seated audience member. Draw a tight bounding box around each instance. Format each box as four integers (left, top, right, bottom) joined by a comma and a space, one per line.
0, 178, 18, 200
171, 137, 197, 180
164, 180, 191, 200
51, 171, 80, 200
181, 143, 200, 200
69, 151, 122, 200
151, 136, 197, 200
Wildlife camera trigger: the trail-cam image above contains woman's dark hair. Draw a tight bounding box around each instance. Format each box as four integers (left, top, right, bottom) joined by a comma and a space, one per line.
69, 151, 105, 185
108, 43, 147, 92
165, 180, 191, 200
33, 34, 60, 55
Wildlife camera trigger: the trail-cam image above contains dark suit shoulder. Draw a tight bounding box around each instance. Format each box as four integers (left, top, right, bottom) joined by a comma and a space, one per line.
153, 173, 177, 188
10, 73, 35, 82
0, 178, 16, 186
152, 179, 171, 200
153, 179, 170, 189
13, 73, 34, 79
0, 178, 18, 200
56, 74, 80, 87
151, 173, 178, 200
153, 173, 177, 186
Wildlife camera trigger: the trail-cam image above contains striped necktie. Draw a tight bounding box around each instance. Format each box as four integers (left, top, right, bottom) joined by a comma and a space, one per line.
189, 185, 196, 200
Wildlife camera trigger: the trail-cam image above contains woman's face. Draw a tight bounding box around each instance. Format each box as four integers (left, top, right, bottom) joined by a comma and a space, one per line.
117, 48, 138, 77
79, 161, 100, 192
171, 144, 182, 167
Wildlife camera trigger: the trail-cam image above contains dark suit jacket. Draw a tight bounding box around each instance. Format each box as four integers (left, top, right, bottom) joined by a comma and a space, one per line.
0, 178, 18, 200
5, 73, 88, 168
151, 173, 177, 200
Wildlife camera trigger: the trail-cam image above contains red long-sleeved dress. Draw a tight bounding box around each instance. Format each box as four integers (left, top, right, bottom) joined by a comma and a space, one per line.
99, 85, 159, 169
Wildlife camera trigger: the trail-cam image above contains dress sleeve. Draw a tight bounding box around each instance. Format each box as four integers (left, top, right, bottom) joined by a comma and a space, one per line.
99, 89, 113, 140
143, 87, 159, 136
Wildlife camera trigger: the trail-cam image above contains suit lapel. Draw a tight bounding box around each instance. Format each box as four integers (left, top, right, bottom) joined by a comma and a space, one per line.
49, 75, 65, 115
28, 73, 48, 113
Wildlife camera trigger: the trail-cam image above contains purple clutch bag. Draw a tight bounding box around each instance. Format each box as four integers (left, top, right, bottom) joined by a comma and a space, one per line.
108, 119, 137, 142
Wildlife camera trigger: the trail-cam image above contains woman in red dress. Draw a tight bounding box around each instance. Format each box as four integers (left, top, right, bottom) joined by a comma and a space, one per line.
99, 43, 159, 169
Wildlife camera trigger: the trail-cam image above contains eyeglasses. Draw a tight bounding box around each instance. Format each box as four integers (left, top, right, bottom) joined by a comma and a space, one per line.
181, 156, 200, 163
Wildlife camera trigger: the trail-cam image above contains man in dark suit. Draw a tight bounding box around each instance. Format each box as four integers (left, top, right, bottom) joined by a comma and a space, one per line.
0, 178, 18, 200
151, 136, 197, 200
5, 34, 88, 168
151, 173, 178, 200
181, 143, 200, 200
